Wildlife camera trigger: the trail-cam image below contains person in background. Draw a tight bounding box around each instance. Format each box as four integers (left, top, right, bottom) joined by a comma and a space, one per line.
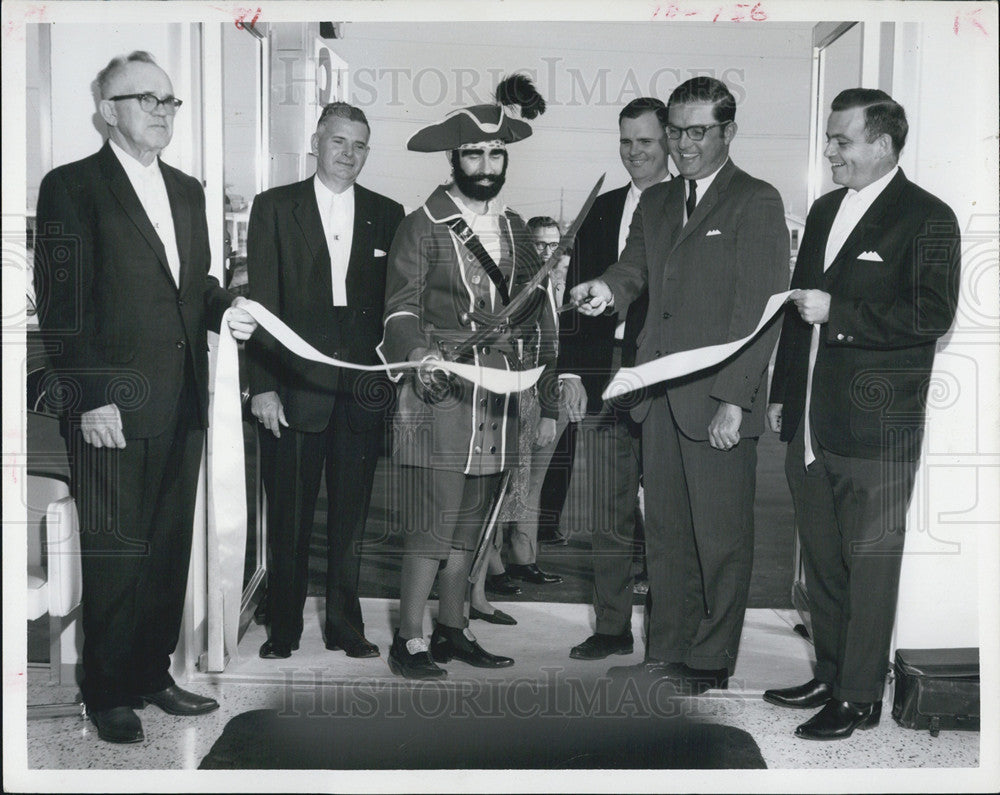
560, 97, 671, 663
764, 88, 960, 740
33, 51, 257, 743
247, 102, 404, 661
378, 76, 558, 679
499, 216, 568, 585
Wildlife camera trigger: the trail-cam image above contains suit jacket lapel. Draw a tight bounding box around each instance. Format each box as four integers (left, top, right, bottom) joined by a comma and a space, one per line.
824, 170, 907, 282
348, 185, 373, 287
669, 159, 736, 253
292, 178, 331, 293
99, 143, 172, 281
161, 164, 191, 289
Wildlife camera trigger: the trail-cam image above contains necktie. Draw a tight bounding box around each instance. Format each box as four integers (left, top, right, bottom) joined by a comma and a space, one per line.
686, 179, 698, 221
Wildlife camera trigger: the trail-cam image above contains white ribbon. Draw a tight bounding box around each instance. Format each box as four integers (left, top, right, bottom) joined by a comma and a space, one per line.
603, 290, 795, 401
208, 299, 544, 665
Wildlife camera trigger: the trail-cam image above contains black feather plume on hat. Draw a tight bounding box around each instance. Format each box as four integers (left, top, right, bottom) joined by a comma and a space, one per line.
495, 74, 546, 120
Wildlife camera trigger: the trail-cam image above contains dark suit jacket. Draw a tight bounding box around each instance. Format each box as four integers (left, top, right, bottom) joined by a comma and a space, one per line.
558, 184, 651, 413
769, 169, 960, 461
602, 159, 790, 439
246, 178, 404, 433
34, 142, 233, 439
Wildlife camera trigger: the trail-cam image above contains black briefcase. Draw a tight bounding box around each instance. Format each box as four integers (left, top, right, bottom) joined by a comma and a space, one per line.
891, 648, 980, 736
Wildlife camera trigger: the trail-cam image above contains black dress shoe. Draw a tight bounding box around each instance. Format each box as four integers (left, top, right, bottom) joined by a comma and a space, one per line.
387, 630, 447, 680
795, 699, 881, 740
430, 623, 515, 668
506, 563, 563, 584
763, 679, 834, 709
140, 684, 219, 716
485, 573, 522, 596
90, 706, 144, 744
259, 640, 293, 659
326, 634, 380, 658
570, 630, 634, 660
470, 605, 518, 625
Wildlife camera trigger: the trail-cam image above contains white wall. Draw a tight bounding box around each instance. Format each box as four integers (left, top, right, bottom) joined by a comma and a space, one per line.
889, 18, 1000, 653
46, 24, 201, 177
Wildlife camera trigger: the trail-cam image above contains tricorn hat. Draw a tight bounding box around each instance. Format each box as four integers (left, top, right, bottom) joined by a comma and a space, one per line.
407, 74, 546, 152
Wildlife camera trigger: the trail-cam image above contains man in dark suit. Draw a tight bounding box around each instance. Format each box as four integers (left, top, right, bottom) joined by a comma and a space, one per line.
764, 89, 960, 739
571, 77, 789, 693
248, 102, 404, 661
33, 51, 257, 743
557, 97, 670, 661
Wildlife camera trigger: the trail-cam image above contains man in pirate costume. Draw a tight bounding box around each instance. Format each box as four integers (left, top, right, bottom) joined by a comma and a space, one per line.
378, 76, 559, 679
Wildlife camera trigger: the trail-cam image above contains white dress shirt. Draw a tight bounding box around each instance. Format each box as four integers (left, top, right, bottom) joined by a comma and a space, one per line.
683, 157, 727, 225
803, 166, 899, 465
451, 191, 504, 309
314, 177, 355, 307
110, 139, 181, 285
613, 173, 672, 340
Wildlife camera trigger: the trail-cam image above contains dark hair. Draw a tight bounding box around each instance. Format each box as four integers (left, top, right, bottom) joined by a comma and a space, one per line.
527, 216, 560, 234
318, 101, 370, 133
619, 96, 666, 126
665, 77, 736, 124
97, 51, 158, 98
830, 88, 908, 156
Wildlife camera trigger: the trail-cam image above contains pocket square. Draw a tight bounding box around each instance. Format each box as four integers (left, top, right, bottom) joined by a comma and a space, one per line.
858, 250, 883, 262
374, 248, 387, 257
705, 229, 722, 237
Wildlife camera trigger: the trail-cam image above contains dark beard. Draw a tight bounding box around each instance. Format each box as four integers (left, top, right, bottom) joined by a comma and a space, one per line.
450, 149, 508, 202
453, 168, 506, 202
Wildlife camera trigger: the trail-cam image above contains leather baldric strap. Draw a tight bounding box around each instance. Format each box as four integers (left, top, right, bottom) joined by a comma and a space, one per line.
444, 216, 511, 305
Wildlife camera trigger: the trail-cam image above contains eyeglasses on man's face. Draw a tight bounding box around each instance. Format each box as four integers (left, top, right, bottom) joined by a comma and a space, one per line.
534, 241, 560, 254
665, 122, 729, 141
109, 93, 183, 114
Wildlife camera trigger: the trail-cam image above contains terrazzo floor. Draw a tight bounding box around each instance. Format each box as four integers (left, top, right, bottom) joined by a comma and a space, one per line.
12, 601, 987, 792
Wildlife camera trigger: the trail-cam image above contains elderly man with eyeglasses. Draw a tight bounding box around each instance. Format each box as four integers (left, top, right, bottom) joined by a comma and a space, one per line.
571, 77, 789, 695
33, 51, 257, 743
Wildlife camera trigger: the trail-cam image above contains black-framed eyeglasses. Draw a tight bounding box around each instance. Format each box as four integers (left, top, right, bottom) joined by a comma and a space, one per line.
109, 93, 183, 114
666, 122, 729, 141
534, 241, 560, 254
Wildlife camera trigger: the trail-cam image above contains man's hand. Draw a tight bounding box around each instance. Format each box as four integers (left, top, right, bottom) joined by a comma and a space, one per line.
80, 404, 126, 449
227, 296, 258, 340
766, 403, 783, 434
789, 289, 831, 324
568, 279, 614, 316
251, 391, 288, 438
535, 417, 558, 448
708, 401, 743, 451
410, 346, 456, 403
560, 377, 588, 422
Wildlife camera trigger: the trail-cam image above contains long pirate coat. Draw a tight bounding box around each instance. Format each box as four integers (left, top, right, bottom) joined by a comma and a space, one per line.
379, 185, 558, 475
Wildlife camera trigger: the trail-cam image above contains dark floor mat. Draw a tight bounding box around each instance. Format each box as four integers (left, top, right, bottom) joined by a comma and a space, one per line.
199, 681, 766, 770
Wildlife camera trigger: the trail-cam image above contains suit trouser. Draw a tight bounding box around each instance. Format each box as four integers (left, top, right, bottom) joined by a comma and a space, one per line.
642, 395, 757, 673
508, 406, 570, 566
69, 387, 203, 712
578, 412, 642, 636
268, 399, 381, 646
785, 424, 917, 702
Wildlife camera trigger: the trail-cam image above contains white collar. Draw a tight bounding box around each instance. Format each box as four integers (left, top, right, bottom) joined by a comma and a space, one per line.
687, 157, 727, 194
628, 172, 671, 201
109, 138, 161, 179
314, 175, 355, 204
844, 165, 899, 204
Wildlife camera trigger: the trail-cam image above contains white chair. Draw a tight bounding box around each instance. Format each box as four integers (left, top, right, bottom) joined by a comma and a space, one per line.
27, 475, 86, 719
